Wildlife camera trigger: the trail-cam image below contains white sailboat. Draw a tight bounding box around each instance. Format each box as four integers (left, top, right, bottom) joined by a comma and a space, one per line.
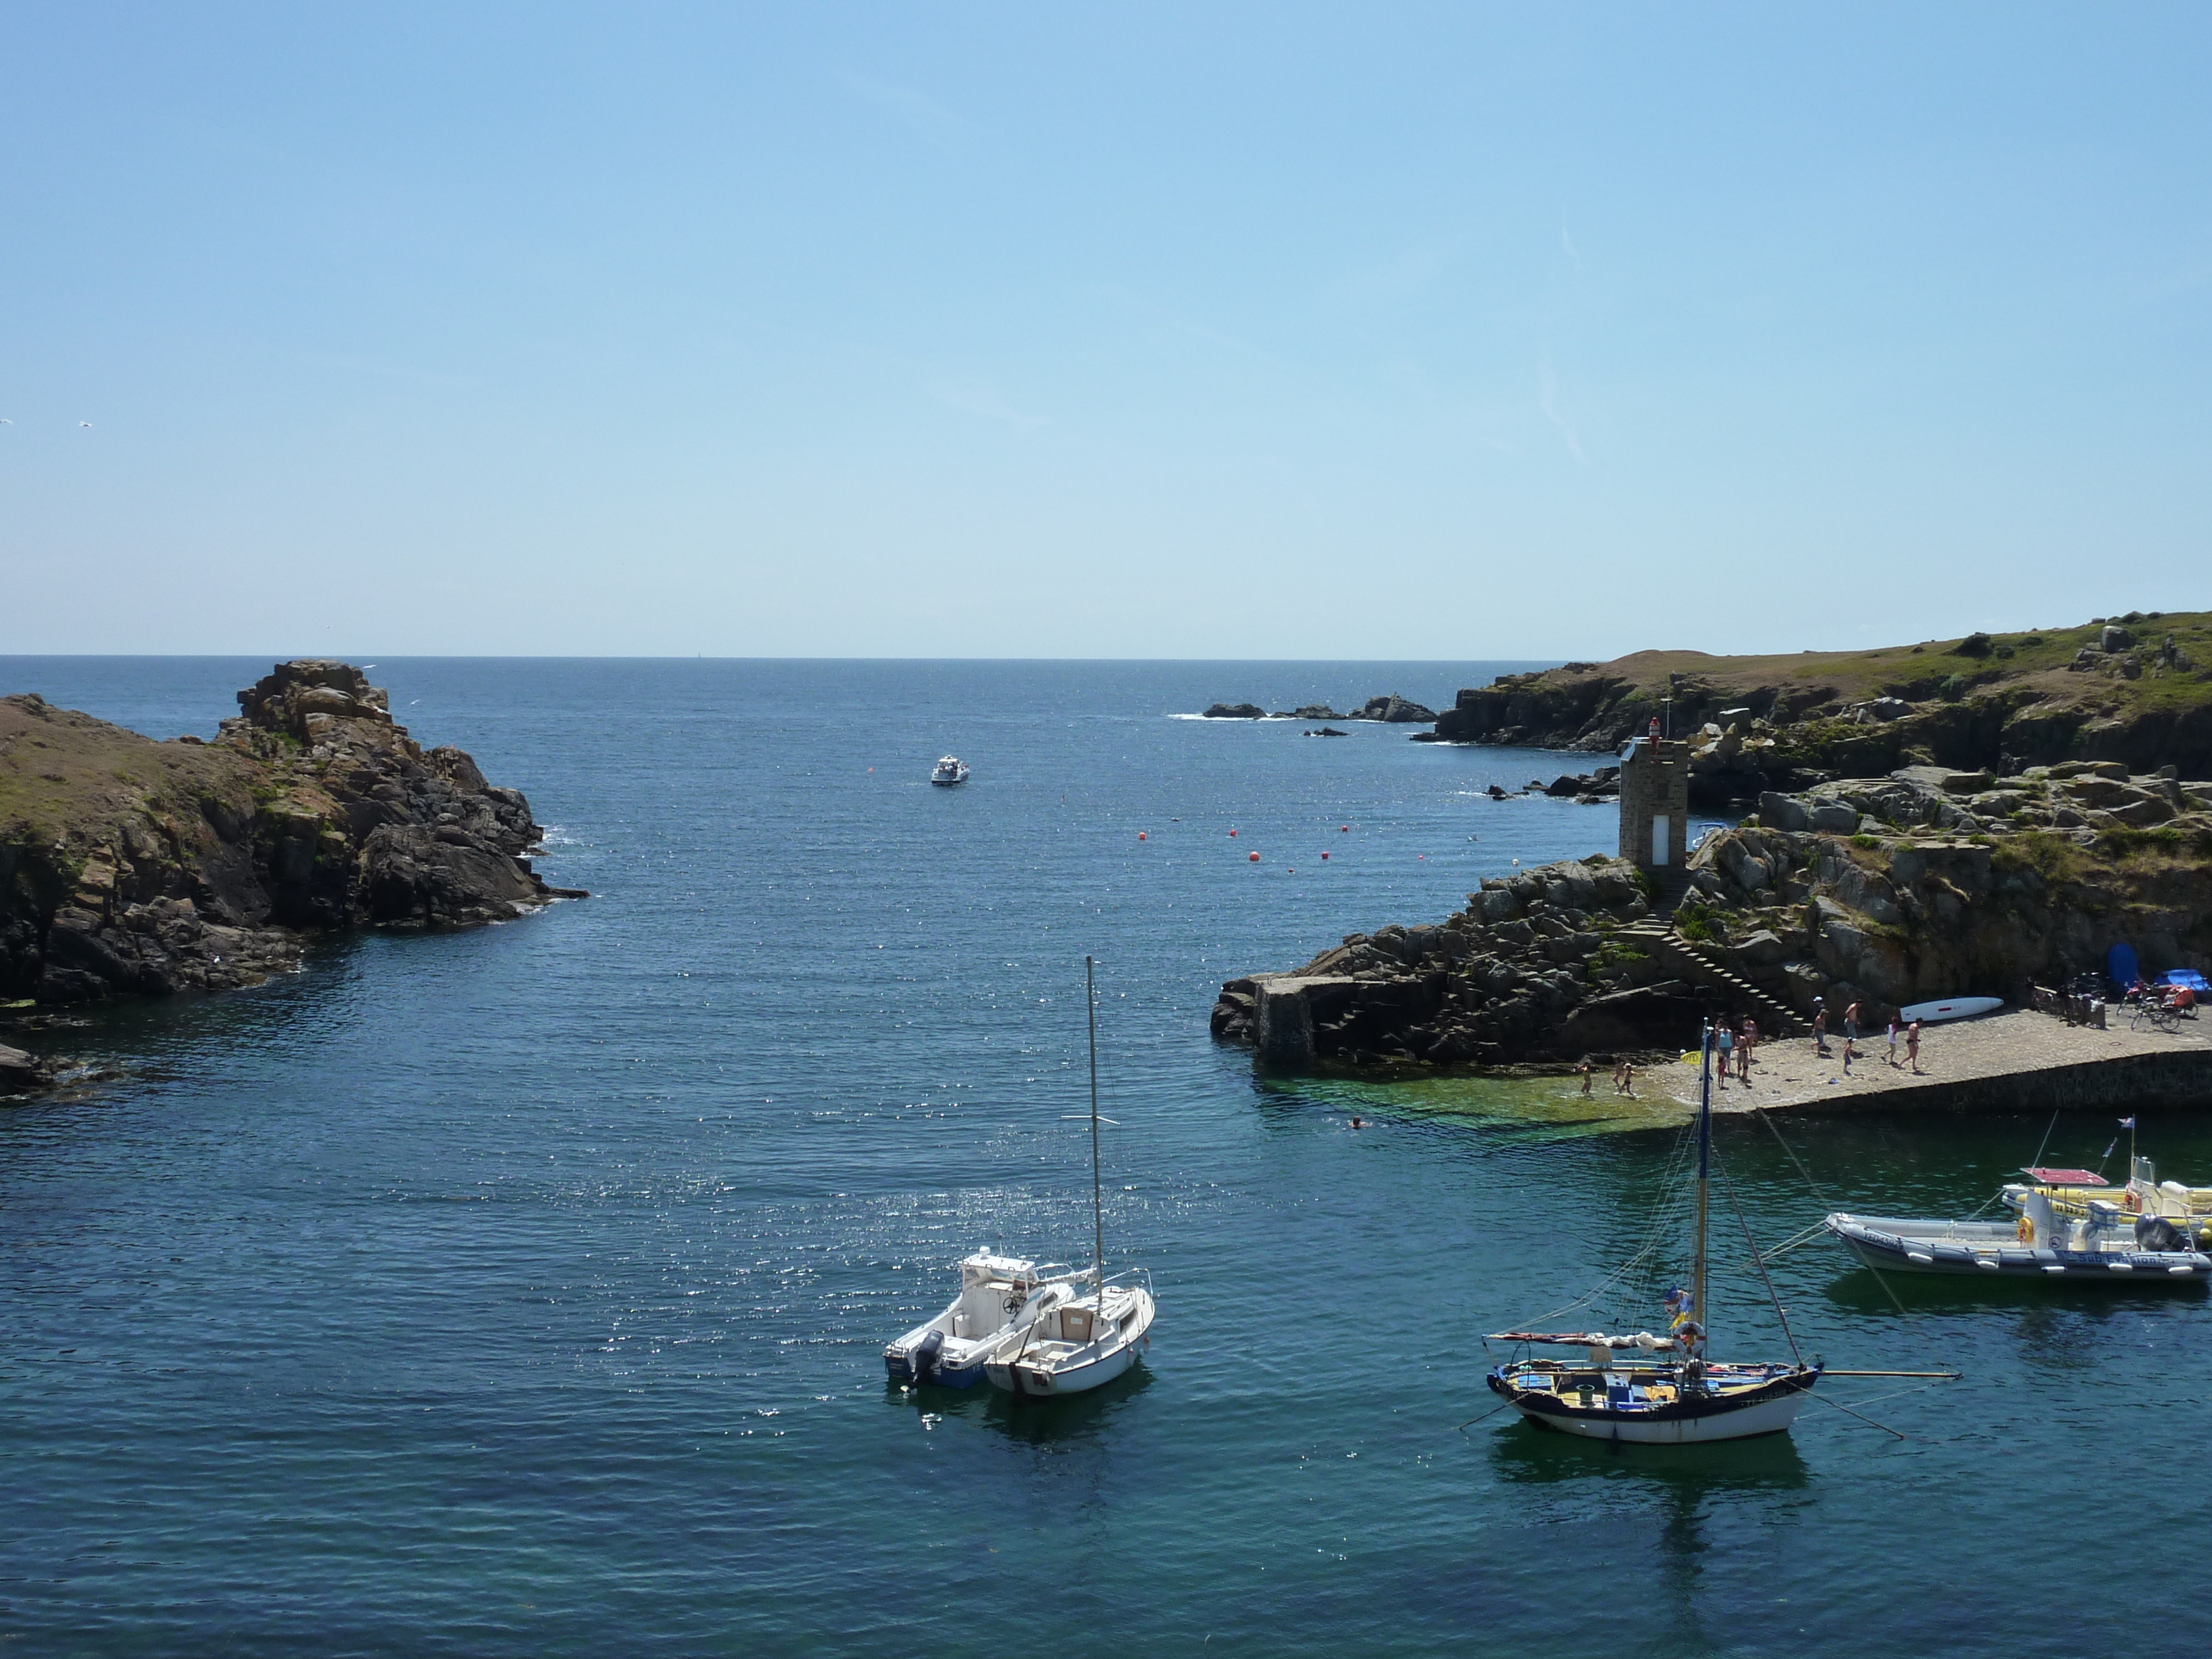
983, 956, 1156, 1398
1485, 1023, 1822, 1444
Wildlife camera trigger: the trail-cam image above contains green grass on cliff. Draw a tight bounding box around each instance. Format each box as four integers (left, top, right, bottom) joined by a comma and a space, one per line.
1540, 609, 2212, 723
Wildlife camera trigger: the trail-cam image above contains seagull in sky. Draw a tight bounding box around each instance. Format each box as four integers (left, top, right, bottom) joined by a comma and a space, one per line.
79, 421, 92, 428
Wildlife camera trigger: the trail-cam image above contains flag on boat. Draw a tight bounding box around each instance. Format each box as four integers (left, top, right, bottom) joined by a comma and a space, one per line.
2120, 1116, 2137, 1128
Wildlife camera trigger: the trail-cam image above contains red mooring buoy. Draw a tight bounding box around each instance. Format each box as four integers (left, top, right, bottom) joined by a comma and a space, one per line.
1340, 825, 1349, 833
1138, 832, 1147, 840
1321, 852, 1330, 860
1230, 830, 1238, 837
1248, 851, 1259, 862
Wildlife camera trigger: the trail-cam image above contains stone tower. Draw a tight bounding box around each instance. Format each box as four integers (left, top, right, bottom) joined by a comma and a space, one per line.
1618, 737, 1689, 874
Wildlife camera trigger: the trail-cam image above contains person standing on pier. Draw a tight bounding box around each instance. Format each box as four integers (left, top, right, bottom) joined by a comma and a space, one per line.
1885, 1016, 1900, 1067
1715, 1021, 1734, 1088
1906, 1019, 1923, 1074
1811, 1000, 1829, 1056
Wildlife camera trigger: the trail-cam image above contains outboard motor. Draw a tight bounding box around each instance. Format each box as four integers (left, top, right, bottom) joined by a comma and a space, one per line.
911, 1329, 945, 1384
2135, 1214, 2189, 1253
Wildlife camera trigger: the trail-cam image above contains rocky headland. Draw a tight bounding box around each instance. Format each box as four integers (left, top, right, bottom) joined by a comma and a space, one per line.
0, 661, 580, 1079
1213, 620, 2212, 1076
1420, 611, 2212, 806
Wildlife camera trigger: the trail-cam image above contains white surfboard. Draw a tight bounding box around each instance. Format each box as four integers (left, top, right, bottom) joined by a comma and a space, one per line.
1898, 996, 2003, 1024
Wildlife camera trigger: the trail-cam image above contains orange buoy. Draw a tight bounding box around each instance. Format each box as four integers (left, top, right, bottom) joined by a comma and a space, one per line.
1248, 851, 1259, 862
1230, 830, 1238, 837
1138, 832, 1147, 840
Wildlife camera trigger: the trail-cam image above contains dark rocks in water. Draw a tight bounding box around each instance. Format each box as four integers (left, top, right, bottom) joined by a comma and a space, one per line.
0, 1042, 53, 1093
1202, 703, 1267, 720
1304, 727, 1349, 737
1293, 705, 1341, 721
0, 661, 586, 1015
1544, 766, 1620, 800
1348, 694, 1438, 723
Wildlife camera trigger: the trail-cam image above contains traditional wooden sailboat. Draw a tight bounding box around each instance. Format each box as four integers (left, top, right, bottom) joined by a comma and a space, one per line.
983, 956, 1156, 1398
1486, 1024, 1821, 1444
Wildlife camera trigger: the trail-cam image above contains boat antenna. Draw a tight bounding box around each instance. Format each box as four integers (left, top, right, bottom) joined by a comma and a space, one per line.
1694, 1019, 1712, 1356
1088, 955, 1105, 1315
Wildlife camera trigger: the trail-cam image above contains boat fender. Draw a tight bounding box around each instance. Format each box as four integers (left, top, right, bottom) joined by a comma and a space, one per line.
912, 1329, 945, 1383
2016, 1215, 2034, 1244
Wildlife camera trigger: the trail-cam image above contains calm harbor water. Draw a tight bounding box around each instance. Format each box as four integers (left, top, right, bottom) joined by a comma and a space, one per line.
5, 658, 2210, 1656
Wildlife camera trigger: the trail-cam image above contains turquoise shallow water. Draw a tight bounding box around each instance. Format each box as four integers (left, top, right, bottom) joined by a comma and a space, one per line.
5, 658, 2211, 1656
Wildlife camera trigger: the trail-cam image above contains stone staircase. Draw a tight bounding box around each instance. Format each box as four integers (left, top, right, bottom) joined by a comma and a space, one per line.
1616, 919, 1806, 1037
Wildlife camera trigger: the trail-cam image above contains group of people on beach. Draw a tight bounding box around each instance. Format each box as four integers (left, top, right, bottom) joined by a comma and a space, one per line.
1573, 993, 1934, 1103
1810, 996, 1924, 1074
1575, 1057, 1640, 1096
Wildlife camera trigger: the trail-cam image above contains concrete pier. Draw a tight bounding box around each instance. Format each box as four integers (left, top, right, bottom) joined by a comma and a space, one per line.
1251, 974, 1356, 1070
1668, 1007, 2212, 1115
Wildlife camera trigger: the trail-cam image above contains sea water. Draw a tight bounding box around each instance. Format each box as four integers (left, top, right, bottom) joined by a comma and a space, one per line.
3, 658, 2207, 1656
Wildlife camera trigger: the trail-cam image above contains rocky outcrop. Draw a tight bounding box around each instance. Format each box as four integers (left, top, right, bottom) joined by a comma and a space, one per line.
1210, 856, 1695, 1067
1204, 695, 1441, 723
1212, 756, 2212, 1072
1428, 616, 2212, 782
0, 1042, 56, 1094
1349, 694, 1437, 723
0, 662, 582, 1013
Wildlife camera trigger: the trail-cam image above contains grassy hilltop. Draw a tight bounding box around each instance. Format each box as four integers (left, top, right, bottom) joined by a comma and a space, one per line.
1435, 609, 2212, 784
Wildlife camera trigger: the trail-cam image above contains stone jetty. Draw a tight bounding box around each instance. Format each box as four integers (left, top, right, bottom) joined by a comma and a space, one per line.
1215, 704, 2212, 1112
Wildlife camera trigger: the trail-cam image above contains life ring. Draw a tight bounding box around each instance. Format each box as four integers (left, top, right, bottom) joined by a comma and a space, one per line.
2017, 1214, 2034, 1243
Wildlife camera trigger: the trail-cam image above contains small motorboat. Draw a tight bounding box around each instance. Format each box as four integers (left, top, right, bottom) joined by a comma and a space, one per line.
2006, 1156, 2212, 1239
982, 1272, 1155, 1397
883, 1252, 1081, 1388
1829, 1124, 2212, 1281
930, 756, 970, 786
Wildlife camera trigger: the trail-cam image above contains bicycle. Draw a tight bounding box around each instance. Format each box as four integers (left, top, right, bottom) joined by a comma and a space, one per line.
2130, 999, 2182, 1034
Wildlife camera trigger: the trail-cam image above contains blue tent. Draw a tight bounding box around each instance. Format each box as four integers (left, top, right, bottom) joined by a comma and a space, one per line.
2107, 942, 2141, 990
2164, 969, 2210, 994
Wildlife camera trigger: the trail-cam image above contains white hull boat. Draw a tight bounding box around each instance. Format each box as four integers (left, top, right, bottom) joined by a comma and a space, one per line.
984, 954, 1155, 1399
984, 1276, 1155, 1397
1487, 1022, 1826, 1446
883, 1253, 1081, 1388
1828, 1145, 2212, 1282
931, 756, 970, 786
1488, 1356, 1818, 1443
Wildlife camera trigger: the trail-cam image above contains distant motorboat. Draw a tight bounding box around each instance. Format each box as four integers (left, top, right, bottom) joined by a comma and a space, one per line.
883, 1252, 1083, 1388
931, 756, 970, 786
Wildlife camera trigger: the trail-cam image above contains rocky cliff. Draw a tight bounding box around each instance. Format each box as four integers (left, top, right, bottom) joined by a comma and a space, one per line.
1212, 758, 2212, 1071
1428, 611, 2212, 805
0, 661, 580, 1007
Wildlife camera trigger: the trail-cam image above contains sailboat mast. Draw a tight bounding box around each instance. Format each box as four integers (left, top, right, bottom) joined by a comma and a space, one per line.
1694, 1021, 1712, 1355
1088, 955, 1105, 1313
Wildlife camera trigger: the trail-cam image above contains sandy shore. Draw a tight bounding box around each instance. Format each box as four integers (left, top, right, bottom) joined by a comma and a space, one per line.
1659, 1006, 2212, 1113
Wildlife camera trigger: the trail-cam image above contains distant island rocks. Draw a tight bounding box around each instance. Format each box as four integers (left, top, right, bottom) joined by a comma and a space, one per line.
1202, 694, 1438, 723
0, 660, 583, 1016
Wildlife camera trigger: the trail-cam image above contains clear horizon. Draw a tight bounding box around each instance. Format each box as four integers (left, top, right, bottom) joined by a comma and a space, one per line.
6, 5, 2208, 657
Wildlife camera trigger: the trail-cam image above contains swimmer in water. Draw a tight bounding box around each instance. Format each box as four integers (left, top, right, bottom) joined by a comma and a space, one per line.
1349, 1116, 1365, 1129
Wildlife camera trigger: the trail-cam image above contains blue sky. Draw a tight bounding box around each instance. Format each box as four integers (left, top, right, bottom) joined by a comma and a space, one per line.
4, 4, 2207, 658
